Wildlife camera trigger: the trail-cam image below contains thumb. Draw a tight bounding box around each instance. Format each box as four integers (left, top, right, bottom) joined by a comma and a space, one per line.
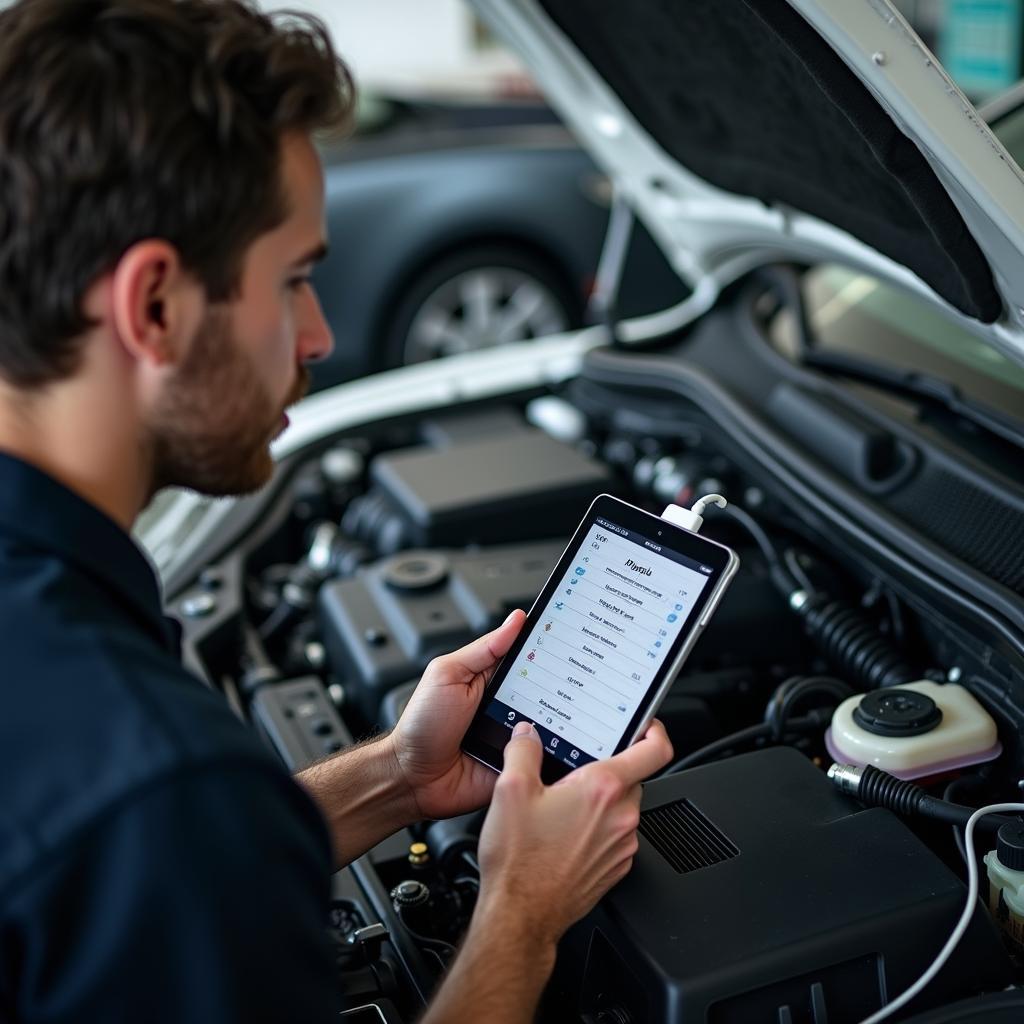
444, 609, 526, 677
501, 721, 543, 779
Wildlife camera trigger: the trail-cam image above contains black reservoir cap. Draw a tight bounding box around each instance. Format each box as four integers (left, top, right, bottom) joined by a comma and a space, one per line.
852, 688, 943, 737
997, 823, 1024, 872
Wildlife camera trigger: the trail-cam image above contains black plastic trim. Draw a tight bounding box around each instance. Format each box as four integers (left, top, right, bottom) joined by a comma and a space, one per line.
580, 349, 1024, 660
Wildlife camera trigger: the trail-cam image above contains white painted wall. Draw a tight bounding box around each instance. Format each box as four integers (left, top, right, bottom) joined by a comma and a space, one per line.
260, 0, 526, 94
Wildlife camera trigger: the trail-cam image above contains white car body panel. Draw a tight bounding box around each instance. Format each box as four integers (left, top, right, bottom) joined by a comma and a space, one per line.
468, 0, 1024, 367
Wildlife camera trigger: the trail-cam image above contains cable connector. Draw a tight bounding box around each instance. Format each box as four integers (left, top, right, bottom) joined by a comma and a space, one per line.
827, 762, 1016, 831
661, 493, 727, 533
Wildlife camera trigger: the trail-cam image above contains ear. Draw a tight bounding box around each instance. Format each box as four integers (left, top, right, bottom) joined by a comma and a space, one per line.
107, 240, 204, 369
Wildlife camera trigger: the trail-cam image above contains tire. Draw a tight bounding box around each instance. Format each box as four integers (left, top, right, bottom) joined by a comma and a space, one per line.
382, 244, 580, 366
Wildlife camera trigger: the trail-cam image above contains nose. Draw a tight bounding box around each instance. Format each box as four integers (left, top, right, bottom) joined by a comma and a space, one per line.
296, 284, 334, 365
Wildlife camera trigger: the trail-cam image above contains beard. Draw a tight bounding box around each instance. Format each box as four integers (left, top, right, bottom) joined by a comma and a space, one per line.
147, 307, 309, 498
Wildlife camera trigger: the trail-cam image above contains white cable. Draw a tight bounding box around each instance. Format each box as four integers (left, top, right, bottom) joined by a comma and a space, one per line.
857, 801, 1024, 1024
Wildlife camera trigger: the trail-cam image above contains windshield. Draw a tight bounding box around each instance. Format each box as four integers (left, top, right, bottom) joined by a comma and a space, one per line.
793, 91, 1024, 425
794, 265, 1024, 423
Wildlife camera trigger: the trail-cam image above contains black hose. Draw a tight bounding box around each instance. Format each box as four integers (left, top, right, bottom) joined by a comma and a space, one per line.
764, 675, 854, 742
710, 503, 798, 594
796, 595, 914, 689
852, 765, 1019, 832
943, 776, 972, 865
396, 908, 457, 961
710, 503, 914, 690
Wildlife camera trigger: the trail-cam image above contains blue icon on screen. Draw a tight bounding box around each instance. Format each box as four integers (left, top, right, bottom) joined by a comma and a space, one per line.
555, 602, 564, 610
570, 578, 578, 585
674, 603, 683, 611
667, 613, 677, 622
575, 567, 586, 576
655, 641, 662, 648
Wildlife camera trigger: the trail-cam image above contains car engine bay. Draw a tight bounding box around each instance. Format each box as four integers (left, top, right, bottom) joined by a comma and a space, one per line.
166, 283, 1024, 1024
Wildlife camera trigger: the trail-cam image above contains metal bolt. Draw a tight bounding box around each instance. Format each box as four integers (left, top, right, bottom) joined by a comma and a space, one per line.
181, 591, 217, 619
872, 51, 886, 66
304, 641, 326, 670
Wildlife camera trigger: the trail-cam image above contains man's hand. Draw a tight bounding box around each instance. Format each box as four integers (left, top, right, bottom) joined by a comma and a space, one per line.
476, 718, 673, 947
420, 719, 673, 1024
388, 609, 526, 821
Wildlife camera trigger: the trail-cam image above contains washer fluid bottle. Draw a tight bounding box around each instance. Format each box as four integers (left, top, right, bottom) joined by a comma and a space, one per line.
985, 822, 1024, 957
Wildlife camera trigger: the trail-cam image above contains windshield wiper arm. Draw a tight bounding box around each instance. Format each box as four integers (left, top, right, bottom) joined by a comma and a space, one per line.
798, 348, 1024, 450
756, 264, 1024, 451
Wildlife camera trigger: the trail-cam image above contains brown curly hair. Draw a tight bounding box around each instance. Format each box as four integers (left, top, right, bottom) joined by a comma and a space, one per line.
0, 0, 355, 387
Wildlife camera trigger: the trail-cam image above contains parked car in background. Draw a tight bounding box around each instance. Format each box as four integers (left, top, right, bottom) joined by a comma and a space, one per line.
309, 89, 687, 388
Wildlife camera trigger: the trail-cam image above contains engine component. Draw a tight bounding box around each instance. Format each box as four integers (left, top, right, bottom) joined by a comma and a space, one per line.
407, 842, 430, 869
250, 677, 353, 770
387, 876, 428, 917
826, 681, 1001, 779
985, 824, 1024, 957
349, 428, 610, 552
423, 814, 483, 876
547, 747, 1012, 1024
793, 591, 915, 689
764, 674, 855, 742
854, 687, 943, 736
319, 540, 565, 720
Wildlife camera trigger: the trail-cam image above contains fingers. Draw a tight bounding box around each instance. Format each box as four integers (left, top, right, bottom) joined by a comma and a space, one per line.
436, 609, 526, 678
500, 721, 543, 783
604, 718, 674, 785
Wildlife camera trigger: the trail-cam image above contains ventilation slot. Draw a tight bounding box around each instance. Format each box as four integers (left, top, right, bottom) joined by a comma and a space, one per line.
639, 797, 739, 874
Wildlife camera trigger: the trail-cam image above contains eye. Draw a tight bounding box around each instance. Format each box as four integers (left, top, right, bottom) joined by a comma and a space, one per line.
286, 274, 312, 292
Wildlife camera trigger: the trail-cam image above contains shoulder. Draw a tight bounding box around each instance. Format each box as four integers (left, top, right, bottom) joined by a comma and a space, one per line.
2, 760, 339, 1023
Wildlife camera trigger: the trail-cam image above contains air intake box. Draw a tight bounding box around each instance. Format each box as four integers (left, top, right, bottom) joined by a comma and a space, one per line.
546, 747, 1011, 1024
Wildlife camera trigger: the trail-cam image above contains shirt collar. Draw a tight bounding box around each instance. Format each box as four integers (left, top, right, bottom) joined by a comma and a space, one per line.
0, 451, 178, 652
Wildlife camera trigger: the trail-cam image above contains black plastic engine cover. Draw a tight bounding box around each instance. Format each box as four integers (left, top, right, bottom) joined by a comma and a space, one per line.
369, 429, 611, 547
319, 540, 564, 721
546, 747, 1012, 1023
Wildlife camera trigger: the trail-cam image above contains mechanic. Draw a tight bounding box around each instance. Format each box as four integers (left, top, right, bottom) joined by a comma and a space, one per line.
0, 2, 673, 1021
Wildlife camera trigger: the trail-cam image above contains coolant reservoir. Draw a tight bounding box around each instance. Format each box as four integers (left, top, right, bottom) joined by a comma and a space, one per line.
985, 824, 1024, 956
825, 680, 1000, 780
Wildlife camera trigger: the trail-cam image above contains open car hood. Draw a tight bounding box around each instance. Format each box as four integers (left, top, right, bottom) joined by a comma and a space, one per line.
469, 0, 1024, 367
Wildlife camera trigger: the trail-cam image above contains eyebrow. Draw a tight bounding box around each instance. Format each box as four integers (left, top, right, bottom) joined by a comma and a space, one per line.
291, 241, 329, 268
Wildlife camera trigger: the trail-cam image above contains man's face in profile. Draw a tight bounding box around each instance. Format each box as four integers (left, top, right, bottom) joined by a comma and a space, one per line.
148, 133, 332, 497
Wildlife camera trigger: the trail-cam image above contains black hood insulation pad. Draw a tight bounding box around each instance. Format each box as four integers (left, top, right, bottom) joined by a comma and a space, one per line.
540, 0, 1002, 322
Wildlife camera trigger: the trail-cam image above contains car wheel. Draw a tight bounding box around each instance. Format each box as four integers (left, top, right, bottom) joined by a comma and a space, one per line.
384, 245, 579, 366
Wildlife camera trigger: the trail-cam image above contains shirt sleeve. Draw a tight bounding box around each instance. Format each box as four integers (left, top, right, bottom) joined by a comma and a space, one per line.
2, 760, 342, 1023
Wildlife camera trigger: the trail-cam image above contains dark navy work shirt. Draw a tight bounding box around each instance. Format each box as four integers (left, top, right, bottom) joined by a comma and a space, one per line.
0, 453, 341, 1022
